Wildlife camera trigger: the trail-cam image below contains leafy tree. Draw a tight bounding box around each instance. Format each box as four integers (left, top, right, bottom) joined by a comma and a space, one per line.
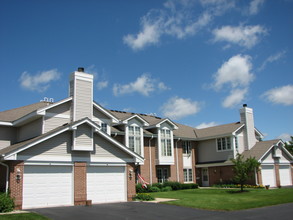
231, 154, 260, 192
284, 136, 293, 155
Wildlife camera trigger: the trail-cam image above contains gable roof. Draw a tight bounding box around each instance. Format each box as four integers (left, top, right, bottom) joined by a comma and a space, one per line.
0, 117, 143, 162
195, 122, 244, 140
0, 102, 51, 122
241, 139, 282, 161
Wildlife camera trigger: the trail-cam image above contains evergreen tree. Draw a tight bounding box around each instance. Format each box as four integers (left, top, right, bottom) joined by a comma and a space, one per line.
284, 136, 293, 155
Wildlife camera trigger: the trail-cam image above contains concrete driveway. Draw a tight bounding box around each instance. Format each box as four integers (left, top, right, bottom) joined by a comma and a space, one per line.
30, 202, 293, 220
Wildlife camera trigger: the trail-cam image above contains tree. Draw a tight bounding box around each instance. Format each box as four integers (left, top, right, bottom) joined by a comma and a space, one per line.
285, 136, 293, 156
231, 154, 260, 192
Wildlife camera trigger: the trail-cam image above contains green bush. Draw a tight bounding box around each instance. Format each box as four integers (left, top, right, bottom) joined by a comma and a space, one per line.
134, 193, 155, 201
181, 183, 199, 189
163, 181, 182, 190
161, 186, 172, 192
151, 183, 163, 189
0, 193, 14, 213
149, 186, 161, 192
136, 183, 148, 193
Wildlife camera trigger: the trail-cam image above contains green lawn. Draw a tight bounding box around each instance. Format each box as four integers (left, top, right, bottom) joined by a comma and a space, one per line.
151, 188, 293, 211
0, 213, 50, 220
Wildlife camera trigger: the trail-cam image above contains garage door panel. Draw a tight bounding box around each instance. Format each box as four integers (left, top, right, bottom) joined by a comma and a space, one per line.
23, 165, 73, 209
87, 166, 126, 204
261, 165, 276, 187
279, 165, 292, 186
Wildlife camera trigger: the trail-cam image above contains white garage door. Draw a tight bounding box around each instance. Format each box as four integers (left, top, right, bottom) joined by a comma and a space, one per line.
261, 165, 276, 187
87, 166, 126, 204
23, 165, 73, 209
279, 165, 292, 186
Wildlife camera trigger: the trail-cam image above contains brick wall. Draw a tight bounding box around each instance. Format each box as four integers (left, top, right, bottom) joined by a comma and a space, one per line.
274, 164, 281, 187
127, 163, 136, 201
8, 161, 24, 210
74, 162, 87, 205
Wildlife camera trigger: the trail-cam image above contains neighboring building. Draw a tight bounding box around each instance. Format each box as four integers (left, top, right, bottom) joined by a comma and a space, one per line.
0, 68, 292, 209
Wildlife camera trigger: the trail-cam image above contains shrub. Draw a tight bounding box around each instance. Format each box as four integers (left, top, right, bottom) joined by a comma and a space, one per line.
149, 186, 161, 192
0, 193, 14, 213
136, 183, 148, 193
181, 183, 199, 189
161, 186, 172, 192
163, 181, 182, 190
151, 183, 163, 189
134, 193, 155, 201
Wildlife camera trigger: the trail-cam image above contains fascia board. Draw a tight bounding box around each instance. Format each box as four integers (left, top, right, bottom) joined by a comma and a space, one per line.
196, 133, 234, 141
37, 97, 72, 114
122, 114, 150, 127
0, 121, 13, 126
93, 102, 119, 123
232, 124, 245, 135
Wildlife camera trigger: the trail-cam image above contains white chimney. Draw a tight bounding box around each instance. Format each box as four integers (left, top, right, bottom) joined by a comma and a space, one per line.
69, 67, 93, 121
239, 104, 257, 150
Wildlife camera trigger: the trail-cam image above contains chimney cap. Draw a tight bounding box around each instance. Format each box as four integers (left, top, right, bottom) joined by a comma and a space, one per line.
77, 67, 84, 72
243, 104, 247, 107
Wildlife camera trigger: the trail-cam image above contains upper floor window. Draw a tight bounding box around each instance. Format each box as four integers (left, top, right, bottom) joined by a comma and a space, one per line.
182, 141, 191, 155
129, 125, 141, 155
217, 137, 231, 151
101, 123, 108, 133
161, 129, 172, 156
234, 136, 238, 150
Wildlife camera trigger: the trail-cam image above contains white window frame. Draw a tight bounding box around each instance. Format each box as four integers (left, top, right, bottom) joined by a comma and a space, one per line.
183, 168, 193, 183
127, 124, 143, 155
182, 141, 191, 155
101, 122, 108, 133
216, 137, 232, 152
161, 128, 172, 156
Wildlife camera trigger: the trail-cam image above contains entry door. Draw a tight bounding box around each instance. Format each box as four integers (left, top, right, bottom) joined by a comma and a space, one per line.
202, 168, 209, 186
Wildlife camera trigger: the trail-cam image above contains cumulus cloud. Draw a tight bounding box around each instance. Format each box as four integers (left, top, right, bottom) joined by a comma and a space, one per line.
124, 0, 234, 50
19, 69, 61, 92
212, 24, 267, 48
222, 88, 248, 108
196, 121, 218, 129
262, 85, 293, 106
113, 74, 168, 96
258, 50, 286, 71
248, 0, 265, 15
213, 54, 254, 90
97, 81, 108, 90
161, 96, 201, 120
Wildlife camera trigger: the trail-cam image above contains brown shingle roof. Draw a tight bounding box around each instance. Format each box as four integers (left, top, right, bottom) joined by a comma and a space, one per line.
0, 102, 51, 122
241, 139, 280, 160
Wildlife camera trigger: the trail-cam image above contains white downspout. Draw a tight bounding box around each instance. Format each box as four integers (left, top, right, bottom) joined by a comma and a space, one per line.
0, 162, 9, 193
176, 138, 181, 182
149, 135, 154, 185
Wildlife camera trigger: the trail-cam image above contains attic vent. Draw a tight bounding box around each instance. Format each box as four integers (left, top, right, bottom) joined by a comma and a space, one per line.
40, 97, 54, 103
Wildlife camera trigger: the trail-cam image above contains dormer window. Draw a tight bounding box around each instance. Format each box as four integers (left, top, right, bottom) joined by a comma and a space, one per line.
129, 125, 141, 155
161, 129, 172, 156
101, 123, 108, 133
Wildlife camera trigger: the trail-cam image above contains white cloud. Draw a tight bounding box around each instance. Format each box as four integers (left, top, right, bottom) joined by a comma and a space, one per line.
258, 50, 286, 71
212, 24, 267, 48
96, 81, 108, 90
248, 0, 265, 15
262, 85, 293, 106
222, 88, 248, 108
161, 96, 201, 120
196, 121, 218, 129
213, 54, 254, 90
124, 0, 234, 50
277, 133, 292, 142
19, 69, 61, 92
113, 74, 168, 96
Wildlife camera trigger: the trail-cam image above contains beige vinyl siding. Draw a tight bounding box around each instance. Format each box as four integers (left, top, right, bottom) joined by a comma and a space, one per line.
18, 132, 72, 160
92, 133, 132, 159
44, 116, 69, 133
0, 126, 16, 150
197, 139, 234, 163
75, 124, 93, 148
46, 102, 71, 116
17, 118, 42, 142
93, 108, 111, 120
75, 80, 92, 120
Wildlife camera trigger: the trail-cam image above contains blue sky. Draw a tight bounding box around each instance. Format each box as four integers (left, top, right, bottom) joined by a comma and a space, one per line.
0, 0, 292, 141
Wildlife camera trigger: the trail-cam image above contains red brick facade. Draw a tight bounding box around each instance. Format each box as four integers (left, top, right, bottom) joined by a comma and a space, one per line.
74, 162, 87, 205
127, 163, 136, 201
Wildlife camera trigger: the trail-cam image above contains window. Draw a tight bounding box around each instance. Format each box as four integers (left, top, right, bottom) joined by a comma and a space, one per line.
183, 169, 193, 182
161, 129, 172, 156
101, 123, 107, 133
129, 125, 141, 155
217, 137, 232, 151
182, 141, 191, 155
234, 136, 238, 149
157, 168, 168, 183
